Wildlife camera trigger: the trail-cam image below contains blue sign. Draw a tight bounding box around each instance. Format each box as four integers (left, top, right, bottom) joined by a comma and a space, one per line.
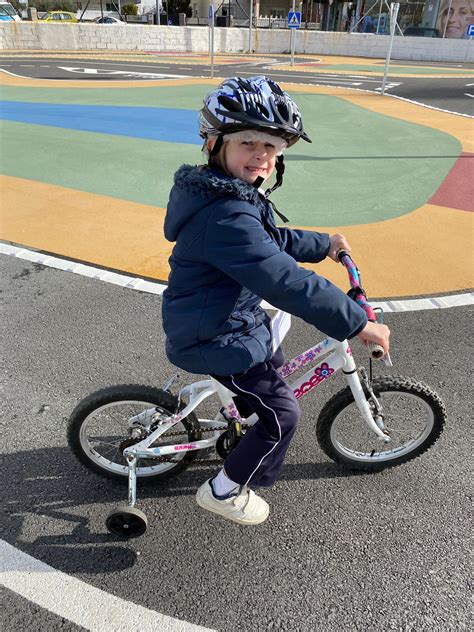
466, 24, 474, 37
208, 3, 214, 25
288, 11, 301, 28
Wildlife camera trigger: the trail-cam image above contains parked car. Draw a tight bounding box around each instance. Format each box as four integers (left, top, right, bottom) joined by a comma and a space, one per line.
95, 16, 122, 24
403, 26, 441, 37
40, 11, 78, 22
0, 2, 21, 21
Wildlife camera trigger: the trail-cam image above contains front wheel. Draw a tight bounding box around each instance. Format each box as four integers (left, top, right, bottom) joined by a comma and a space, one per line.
316, 376, 446, 471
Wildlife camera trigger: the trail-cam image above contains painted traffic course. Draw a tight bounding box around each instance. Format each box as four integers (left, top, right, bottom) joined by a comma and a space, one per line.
1, 69, 472, 298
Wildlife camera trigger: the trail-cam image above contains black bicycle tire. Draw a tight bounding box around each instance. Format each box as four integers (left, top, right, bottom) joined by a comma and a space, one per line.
68, 384, 201, 483
316, 376, 446, 472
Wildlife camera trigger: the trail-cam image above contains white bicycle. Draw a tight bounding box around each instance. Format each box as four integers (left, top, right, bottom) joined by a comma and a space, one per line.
68, 253, 446, 538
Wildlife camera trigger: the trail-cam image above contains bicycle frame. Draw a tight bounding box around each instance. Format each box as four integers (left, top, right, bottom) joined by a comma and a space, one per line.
123, 313, 390, 469
122, 252, 392, 505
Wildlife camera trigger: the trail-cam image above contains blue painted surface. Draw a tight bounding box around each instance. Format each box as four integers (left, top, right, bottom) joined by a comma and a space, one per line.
0, 101, 201, 144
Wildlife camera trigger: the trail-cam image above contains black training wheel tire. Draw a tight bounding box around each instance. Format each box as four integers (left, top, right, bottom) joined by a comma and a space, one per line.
106, 506, 148, 538
67, 384, 201, 483
316, 376, 446, 472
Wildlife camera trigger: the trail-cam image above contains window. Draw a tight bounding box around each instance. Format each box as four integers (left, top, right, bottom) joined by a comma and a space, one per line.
270, 8, 286, 18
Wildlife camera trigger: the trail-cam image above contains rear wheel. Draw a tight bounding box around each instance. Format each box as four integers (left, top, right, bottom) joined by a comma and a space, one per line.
316, 376, 446, 471
68, 384, 201, 482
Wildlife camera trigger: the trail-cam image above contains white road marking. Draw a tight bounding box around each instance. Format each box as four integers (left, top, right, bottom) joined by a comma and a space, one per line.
1, 243, 472, 311
464, 93, 474, 98
309, 79, 363, 86
0, 539, 215, 632
385, 91, 474, 118
58, 66, 189, 79
374, 82, 402, 92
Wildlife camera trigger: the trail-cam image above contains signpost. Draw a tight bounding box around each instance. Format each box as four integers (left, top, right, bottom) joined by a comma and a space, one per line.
248, 0, 254, 53
381, 2, 399, 95
209, 2, 215, 78
288, 3, 301, 67
464, 24, 474, 65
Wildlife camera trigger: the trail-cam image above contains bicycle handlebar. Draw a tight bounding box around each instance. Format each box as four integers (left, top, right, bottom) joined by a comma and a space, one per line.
337, 250, 385, 360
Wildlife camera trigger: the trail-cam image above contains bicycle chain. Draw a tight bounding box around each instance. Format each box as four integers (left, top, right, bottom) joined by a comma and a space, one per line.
130, 423, 252, 465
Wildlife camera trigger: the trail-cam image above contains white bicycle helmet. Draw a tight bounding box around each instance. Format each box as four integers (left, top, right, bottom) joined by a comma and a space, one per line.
199, 76, 311, 147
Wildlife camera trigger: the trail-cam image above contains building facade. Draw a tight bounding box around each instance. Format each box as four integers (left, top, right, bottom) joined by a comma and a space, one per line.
79, 0, 474, 38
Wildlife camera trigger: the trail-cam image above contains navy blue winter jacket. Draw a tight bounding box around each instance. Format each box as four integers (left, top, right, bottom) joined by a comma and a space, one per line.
162, 165, 367, 376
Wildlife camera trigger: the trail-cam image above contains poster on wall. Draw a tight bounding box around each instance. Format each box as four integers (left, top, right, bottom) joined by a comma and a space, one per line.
436, 0, 474, 38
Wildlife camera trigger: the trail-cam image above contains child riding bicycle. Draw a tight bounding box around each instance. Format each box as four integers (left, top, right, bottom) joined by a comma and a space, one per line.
162, 76, 390, 525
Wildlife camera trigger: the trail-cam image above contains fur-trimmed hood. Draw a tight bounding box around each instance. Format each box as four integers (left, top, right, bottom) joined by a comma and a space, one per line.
164, 164, 264, 242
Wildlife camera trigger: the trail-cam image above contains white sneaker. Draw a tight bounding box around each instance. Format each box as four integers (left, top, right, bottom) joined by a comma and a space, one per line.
196, 478, 269, 525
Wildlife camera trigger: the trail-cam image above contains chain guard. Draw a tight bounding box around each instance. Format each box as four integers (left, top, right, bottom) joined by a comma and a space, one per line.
119, 423, 251, 464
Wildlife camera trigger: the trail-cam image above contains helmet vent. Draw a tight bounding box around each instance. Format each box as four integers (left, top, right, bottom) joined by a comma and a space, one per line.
218, 95, 243, 112
256, 102, 270, 118
269, 81, 284, 96
276, 101, 289, 120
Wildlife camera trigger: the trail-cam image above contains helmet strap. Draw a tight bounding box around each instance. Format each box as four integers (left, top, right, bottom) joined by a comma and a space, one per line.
253, 156, 289, 223
209, 134, 224, 158
253, 176, 264, 189
264, 155, 285, 198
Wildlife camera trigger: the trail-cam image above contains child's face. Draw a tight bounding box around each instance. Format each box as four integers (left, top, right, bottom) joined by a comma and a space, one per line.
213, 137, 279, 185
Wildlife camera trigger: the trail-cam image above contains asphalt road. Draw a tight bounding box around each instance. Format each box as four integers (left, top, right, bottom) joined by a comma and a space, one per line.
1, 254, 471, 630
1, 54, 473, 116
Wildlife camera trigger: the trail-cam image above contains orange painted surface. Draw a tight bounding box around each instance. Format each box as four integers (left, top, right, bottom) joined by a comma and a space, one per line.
2, 176, 472, 296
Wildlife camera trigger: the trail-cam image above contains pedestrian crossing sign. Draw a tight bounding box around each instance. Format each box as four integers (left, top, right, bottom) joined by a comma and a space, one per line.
288, 11, 301, 28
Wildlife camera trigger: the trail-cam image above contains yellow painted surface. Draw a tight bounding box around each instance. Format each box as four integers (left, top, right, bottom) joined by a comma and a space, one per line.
0, 176, 172, 279
2, 176, 472, 296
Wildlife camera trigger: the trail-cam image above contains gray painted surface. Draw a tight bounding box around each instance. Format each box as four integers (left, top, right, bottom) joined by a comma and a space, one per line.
1, 254, 470, 630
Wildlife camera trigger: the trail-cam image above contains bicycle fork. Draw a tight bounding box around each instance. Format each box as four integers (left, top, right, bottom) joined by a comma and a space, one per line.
342, 351, 390, 443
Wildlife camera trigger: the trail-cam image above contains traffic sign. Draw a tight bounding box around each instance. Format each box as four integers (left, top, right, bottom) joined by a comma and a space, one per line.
208, 3, 214, 25
288, 11, 301, 28
466, 24, 474, 37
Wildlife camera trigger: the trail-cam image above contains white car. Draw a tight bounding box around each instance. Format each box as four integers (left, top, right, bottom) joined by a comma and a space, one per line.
0, 2, 21, 21
95, 16, 122, 24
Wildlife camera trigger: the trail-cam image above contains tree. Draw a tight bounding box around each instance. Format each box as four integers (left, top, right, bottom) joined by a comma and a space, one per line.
122, 3, 138, 15
163, 0, 192, 18
27, 0, 77, 10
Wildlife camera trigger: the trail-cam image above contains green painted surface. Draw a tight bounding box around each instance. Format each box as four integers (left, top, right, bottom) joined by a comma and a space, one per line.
0, 120, 202, 207
319, 64, 474, 75
0, 84, 214, 107
1, 88, 461, 226
270, 93, 460, 225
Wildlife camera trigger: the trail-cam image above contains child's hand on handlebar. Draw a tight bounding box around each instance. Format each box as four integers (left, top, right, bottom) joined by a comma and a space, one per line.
358, 321, 391, 355
328, 234, 351, 262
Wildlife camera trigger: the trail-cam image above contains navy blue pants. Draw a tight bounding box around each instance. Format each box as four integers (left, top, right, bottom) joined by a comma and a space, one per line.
213, 348, 300, 488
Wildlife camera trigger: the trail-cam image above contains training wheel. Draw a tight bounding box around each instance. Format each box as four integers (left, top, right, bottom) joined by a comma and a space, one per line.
105, 505, 148, 538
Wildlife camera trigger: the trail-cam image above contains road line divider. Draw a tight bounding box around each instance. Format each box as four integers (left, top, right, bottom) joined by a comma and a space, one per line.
0, 539, 214, 632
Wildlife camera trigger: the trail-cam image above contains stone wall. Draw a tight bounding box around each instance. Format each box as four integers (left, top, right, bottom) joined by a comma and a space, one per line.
1, 22, 472, 63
